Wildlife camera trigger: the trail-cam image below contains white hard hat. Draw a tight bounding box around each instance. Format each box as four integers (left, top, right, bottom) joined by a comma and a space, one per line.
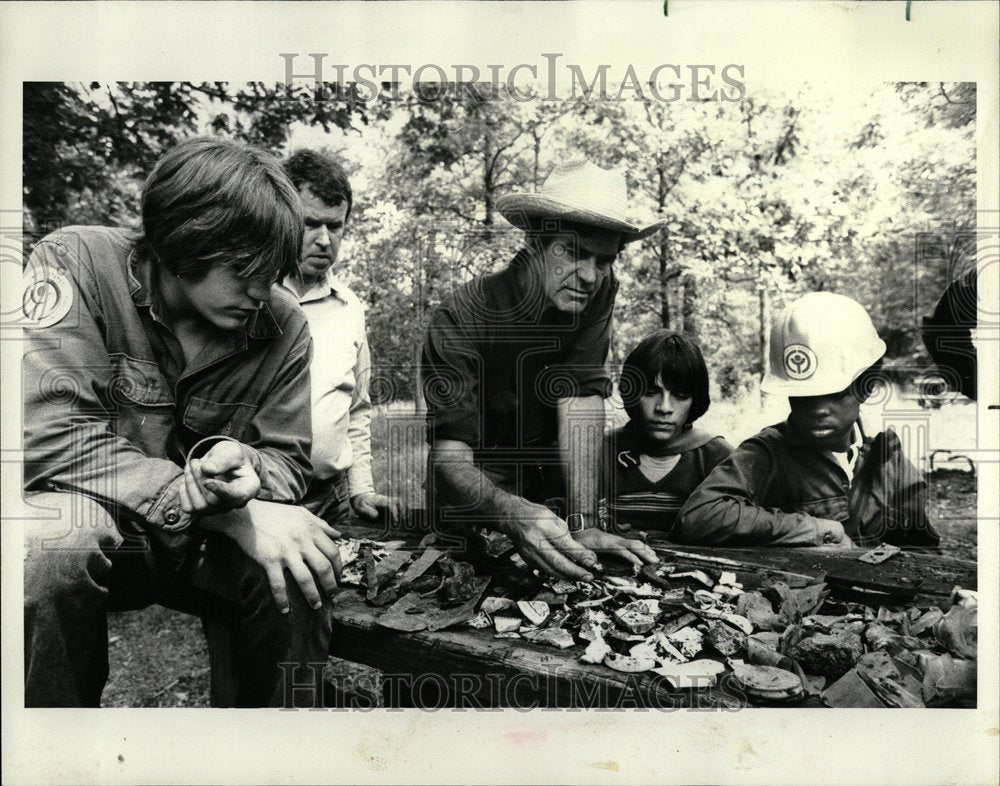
761, 292, 887, 397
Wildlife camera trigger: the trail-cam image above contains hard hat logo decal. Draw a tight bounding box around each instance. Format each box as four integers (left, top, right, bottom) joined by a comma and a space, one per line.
783, 344, 816, 380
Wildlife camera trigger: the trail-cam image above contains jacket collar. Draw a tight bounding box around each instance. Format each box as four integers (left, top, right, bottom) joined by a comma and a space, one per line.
280, 267, 349, 306
128, 248, 282, 341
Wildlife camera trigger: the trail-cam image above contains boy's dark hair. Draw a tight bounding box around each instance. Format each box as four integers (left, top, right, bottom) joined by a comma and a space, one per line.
620, 330, 711, 424
140, 137, 302, 282
284, 149, 353, 221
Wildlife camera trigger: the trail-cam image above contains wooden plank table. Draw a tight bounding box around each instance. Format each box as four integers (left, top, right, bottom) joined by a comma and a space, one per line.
326, 522, 976, 708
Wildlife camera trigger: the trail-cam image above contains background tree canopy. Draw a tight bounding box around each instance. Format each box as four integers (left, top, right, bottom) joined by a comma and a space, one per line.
23, 81, 976, 403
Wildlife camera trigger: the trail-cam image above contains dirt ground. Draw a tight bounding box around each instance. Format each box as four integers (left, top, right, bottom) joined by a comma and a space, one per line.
103, 471, 979, 708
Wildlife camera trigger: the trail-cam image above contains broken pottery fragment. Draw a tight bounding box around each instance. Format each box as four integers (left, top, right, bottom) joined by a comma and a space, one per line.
729, 661, 804, 703
787, 631, 863, 680
667, 626, 705, 660
933, 604, 977, 660
516, 600, 551, 627
531, 590, 568, 606
522, 627, 575, 650
747, 631, 781, 652
494, 631, 522, 639
638, 563, 674, 589
466, 611, 492, 629
577, 609, 613, 642
493, 615, 522, 634
580, 635, 613, 665
668, 569, 715, 589
603, 652, 657, 673
705, 620, 746, 657
397, 547, 443, 586
575, 598, 612, 609
907, 607, 944, 636
949, 587, 977, 608
606, 628, 646, 643
661, 612, 699, 635
822, 668, 885, 708
613, 602, 657, 635
481, 596, 516, 615
736, 592, 783, 632
438, 558, 480, 603
864, 621, 922, 655
918, 653, 977, 707
856, 651, 925, 708
652, 659, 727, 690
548, 579, 577, 595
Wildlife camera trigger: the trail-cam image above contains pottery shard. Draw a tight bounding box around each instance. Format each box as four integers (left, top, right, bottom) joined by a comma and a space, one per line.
736, 592, 783, 632
856, 651, 925, 708
667, 626, 705, 660
603, 652, 656, 673
580, 635, 613, 665
516, 600, 551, 627
705, 620, 746, 657
613, 603, 657, 635
522, 627, 575, 650
787, 631, 863, 680
933, 604, 977, 660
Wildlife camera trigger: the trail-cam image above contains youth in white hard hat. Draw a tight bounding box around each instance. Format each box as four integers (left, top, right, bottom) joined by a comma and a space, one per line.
761, 292, 887, 398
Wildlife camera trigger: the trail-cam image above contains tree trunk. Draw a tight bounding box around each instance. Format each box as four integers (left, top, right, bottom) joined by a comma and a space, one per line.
414, 357, 426, 414
482, 121, 495, 226
682, 273, 697, 340
658, 236, 670, 328
758, 286, 770, 380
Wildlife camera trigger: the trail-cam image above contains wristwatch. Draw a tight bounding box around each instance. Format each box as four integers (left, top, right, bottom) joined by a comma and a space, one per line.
567, 513, 608, 533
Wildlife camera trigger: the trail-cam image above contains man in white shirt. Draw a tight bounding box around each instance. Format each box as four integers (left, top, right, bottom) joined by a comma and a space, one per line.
281, 149, 405, 526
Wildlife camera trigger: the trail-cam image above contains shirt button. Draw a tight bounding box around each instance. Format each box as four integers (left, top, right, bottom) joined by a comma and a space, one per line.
164, 509, 180, 525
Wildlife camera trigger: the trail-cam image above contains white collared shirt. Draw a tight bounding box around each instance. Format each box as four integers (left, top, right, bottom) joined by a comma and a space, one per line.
279, 269, 374, 494
830, 422, 864, 483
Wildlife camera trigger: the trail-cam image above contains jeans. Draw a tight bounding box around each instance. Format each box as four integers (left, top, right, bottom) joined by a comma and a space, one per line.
302, 472, 353, 529
23, 492, 332, 708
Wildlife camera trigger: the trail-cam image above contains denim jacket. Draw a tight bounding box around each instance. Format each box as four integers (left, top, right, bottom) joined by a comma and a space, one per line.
675, 419, 940, 548
22, 227, 313, 537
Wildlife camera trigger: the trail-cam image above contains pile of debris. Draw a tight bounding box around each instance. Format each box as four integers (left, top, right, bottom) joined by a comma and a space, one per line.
336, 539, 976, 707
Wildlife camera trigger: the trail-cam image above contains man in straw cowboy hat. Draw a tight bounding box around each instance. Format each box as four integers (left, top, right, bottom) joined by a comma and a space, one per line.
421, 160, 664, 580
676, 292, 940, 550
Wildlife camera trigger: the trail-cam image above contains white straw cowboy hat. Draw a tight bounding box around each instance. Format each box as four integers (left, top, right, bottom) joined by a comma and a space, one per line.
497, 160, 667, 245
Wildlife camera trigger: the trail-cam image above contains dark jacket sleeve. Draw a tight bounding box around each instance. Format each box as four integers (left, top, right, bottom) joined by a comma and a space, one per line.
22, 236, 190, 531
675, 434, 822, 545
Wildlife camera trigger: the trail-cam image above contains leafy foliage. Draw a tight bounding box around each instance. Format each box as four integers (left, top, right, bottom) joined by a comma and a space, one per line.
24, 81, 975, 401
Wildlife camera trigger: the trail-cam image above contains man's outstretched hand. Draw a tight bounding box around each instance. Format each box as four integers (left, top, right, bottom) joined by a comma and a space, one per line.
501, 502, 603, 581
224, 499, 344, 614
571, 528, 659, 570
180, 440, 260, 515
351, 491, 408, 523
